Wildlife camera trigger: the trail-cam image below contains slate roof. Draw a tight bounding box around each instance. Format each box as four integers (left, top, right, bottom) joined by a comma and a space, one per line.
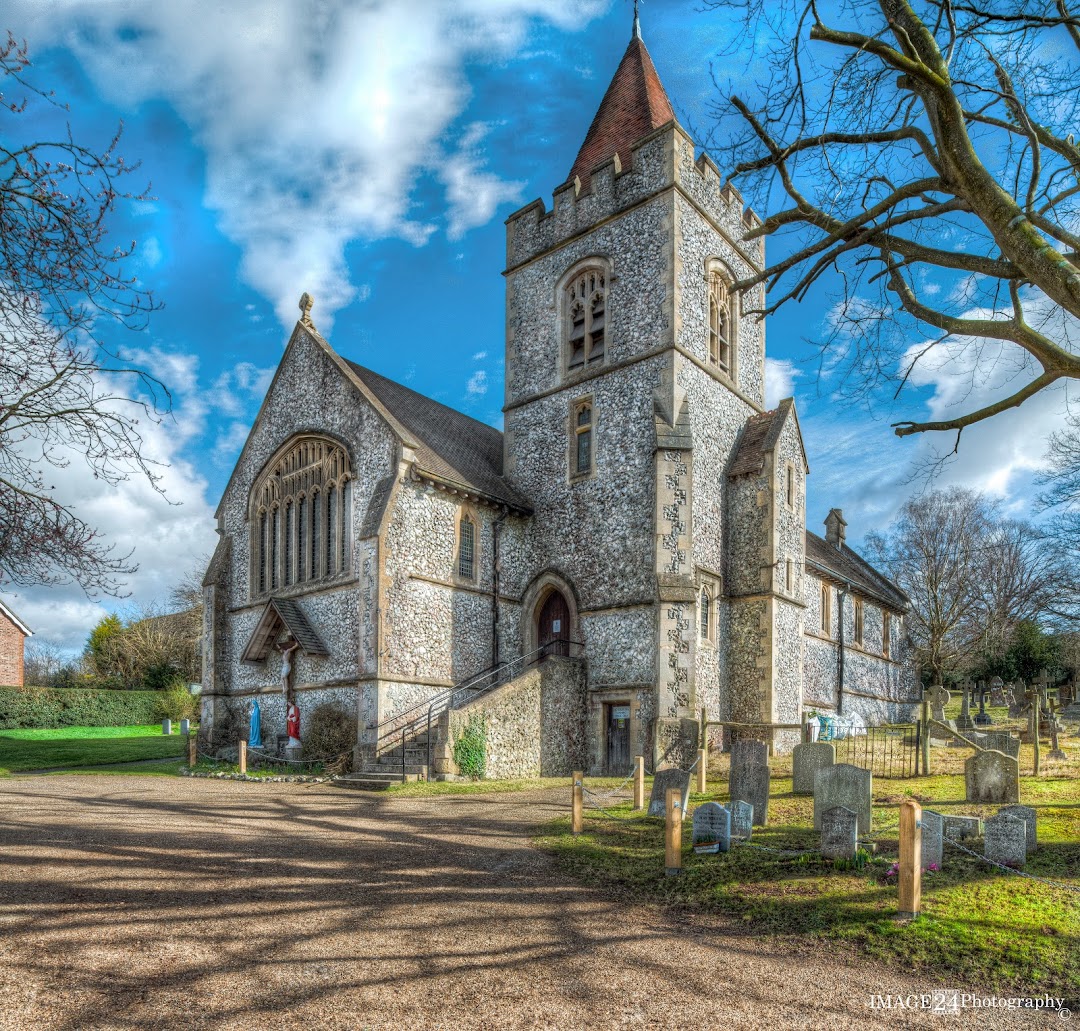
566, 34, 675, 190
805, 531, 911, 613
241, 597, 329, 663
728, 402, 790, 478
345, 361, 531, 513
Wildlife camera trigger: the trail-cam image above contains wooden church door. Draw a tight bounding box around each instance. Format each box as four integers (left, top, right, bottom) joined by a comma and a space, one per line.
537, 591, 570, 657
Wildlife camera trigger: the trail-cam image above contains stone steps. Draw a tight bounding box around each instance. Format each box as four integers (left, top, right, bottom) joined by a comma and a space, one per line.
335, 769, 427, 791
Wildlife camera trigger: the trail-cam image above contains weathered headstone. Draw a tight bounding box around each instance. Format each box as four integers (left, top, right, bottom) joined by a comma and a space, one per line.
981, 731, 1020, 758
926, 684, 950, 723
813, 763, 872, 835
1008, 680, 1026, 718
180, 718, 190, 736
922, 810, 944, 870
942, 814, 982, 841
729, 735, 770, 826
692, 802, 730, 854
162, 719, 172, 736
730, 799, 753, 841
956, 681, 975, 730
964, 749, 1020, 804
998, 804, 1037, 854
984, 812, 1026, 869
648, 768, 691, 820
792, 741, 835, 795
989, 678, 1006, 708
820, 805, 858, 860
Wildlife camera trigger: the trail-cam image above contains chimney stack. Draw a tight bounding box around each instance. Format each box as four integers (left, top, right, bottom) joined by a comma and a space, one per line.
824, 508, 847, 549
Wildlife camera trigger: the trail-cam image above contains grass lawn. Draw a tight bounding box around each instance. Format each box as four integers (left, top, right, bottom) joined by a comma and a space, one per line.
535, 739, 1080, 996
0, 725, 187, 774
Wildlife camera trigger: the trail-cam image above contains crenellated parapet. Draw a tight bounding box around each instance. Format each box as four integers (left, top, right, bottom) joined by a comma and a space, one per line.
506, 120, 764, 273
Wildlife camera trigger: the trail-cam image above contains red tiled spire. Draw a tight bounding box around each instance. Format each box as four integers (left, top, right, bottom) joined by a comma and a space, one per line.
566, 31, 675, 190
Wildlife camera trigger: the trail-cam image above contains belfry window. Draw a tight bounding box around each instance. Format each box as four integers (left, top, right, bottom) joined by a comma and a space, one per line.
707, 260, 738, 377
565, 267, 607, 371
250, 436, 353, 599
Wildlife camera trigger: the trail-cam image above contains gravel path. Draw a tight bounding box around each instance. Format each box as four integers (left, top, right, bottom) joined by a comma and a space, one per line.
0, 776, 1054, 1030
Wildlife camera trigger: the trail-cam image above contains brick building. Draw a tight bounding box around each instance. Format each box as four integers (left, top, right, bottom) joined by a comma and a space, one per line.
0, 597, 32, 687
200, 20, 917, 775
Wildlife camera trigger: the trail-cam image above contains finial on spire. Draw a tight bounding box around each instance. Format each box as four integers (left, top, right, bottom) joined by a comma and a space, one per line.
632, 0, 641, 40
299, 292, 315, 328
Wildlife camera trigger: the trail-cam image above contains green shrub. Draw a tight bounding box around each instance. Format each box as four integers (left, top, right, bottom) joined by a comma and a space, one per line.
155, 683, 199, 723
0, 686, 169, 729
453, 713, 487, 779
301, 702, 355, 770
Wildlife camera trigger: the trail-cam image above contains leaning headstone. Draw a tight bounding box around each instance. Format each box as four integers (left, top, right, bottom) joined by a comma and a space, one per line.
730, 799, 753, 841
820, 805, 858, 860
729, 735, 770, 826
942, 815, 982, 841
922, 810, 944, 870
964, 749, 1020, 804
162, 719, 172, 736
792, 741, 835, 794
814, 763, 872, 835
692, 802, 730, 854
648, 768, 691, 820
180, 718, 190, 736
998, 804, 1037, 854
984, 812, 1026, 869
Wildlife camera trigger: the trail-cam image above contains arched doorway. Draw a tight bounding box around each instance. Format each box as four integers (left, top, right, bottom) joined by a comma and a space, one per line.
537, 589, 570, 657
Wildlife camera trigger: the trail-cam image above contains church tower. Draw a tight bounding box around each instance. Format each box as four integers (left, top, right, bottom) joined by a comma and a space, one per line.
499, 16, 790, 770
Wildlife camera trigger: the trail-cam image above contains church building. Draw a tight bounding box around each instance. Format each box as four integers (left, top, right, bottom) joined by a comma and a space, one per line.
200, 20, 917, 776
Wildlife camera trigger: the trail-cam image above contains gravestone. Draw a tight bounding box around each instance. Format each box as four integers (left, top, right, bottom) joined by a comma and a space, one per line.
981, 731, 1020, 758
989, 679, 1006, 708
926, 684, 950, 723
730, 799, 753, 841
813, 763, 872, 835
1008, 680, 1026, 718
692, 802, 730, 854
648, 768, 691, 820
964, 749, 1020, 804
984, 813, 1026, 869
956, 681, 975, 731
792, 741, 835, 795
998, 804, 1037, 854
820, 805, 858, 860
162, 719, 172, 736
922, 810, 944, 870
180, 718, 190, 736
729, 736, 770, 826
942, 815, 982, 841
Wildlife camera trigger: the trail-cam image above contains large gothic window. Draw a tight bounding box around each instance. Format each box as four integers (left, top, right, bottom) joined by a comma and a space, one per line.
706, 259, 737, 377
250, 436, 353, 598
564, 265, 607, 372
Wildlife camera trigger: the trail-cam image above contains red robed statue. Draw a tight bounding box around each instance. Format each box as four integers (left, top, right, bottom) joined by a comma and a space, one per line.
286, 702, 300, 743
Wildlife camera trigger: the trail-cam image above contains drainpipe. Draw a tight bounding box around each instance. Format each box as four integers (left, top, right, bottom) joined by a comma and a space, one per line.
837, 587, 848, 716
492, 511, 507, 669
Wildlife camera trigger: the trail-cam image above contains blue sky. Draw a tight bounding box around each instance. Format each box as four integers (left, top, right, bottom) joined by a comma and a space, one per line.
5, 0, 1071, 651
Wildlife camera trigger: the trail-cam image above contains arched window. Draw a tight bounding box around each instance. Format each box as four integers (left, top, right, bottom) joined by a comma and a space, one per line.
250, 436, 353, 599
458, 514, 476, 580
571, 397, 594, 478
854, 598, 864, 645
820, 583, 831, 636
700, 586, 711, 640
706, 260, 737, 376
564, 265, 607, 371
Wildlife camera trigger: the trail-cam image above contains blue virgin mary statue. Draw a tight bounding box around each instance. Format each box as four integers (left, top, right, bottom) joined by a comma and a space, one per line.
249, 699, 263, 748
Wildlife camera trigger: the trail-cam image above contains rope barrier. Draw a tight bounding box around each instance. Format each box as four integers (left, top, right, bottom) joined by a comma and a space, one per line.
942, 835, 1080, 894
246, 746, 339, 765
580, 786, 643, 822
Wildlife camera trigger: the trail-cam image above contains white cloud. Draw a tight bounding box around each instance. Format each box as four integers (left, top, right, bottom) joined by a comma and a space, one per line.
15, 0, 605, 329
764, 357, 800, 408
466, 370, 488, 396
472, 351, 488, 361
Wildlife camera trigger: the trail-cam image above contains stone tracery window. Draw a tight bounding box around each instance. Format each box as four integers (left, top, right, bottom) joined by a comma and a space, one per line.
251, 436, 353, 598
458, 514, 476, 580
564, 265, 607, 372
571, 397, 594, 479
706, 259, 737, 377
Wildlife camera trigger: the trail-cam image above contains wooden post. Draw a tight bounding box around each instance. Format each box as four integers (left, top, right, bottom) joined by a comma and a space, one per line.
187, 733, 196, 768
633, 755, 645, 810
1032, 710, 1041, 776
696, 748, 707, 793
898, 799, 922, 920
801, 711, 810, 744
571, 771, 583, 836
238, 740, 247, 776
665, 788, 682, 876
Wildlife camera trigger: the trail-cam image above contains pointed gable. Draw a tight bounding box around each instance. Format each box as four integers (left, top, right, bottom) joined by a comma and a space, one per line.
728, 399, 807, 479
567, 34, 675, 190
241, 598, 330, 663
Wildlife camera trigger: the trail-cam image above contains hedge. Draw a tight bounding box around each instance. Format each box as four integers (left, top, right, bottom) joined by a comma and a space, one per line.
0, 686, 172, 730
